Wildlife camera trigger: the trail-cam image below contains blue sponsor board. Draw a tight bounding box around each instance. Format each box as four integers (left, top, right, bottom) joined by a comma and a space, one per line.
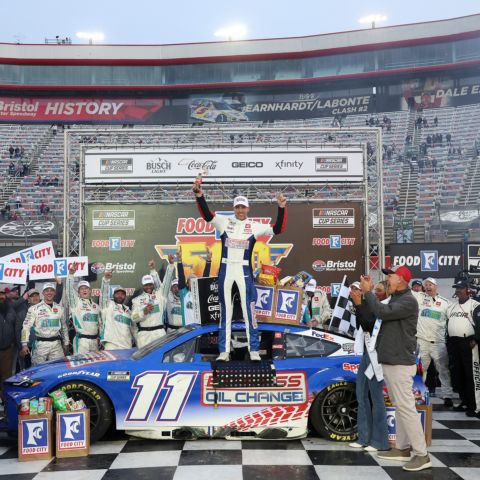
254, 285, 275, 317
20, 417, 50, 456
275, 288, 300, 321
57, 411, 88, 451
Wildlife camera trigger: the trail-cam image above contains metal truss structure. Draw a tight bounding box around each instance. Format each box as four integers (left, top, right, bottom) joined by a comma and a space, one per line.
64, 126, 383, 270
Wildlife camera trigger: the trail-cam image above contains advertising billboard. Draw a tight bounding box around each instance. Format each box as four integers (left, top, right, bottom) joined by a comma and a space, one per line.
84, 202, 365, 298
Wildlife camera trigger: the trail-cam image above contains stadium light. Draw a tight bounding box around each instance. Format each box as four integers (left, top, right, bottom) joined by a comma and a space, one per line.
76, 32, 105, 44
214, 24, 247, 41
358, 14, 387, 29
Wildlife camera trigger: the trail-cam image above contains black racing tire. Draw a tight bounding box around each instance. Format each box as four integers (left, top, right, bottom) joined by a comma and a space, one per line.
309, 381, 358, 442
216, 114, 227, 122
53, 381, 114, 442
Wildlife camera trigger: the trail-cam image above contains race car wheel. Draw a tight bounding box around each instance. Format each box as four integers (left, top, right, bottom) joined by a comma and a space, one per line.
216, 114, 227, 122
309, 381, 358, 442
53, 381, 114, 442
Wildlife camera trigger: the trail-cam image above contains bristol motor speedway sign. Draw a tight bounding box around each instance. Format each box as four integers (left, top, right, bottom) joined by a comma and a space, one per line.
389, 243, 462, 278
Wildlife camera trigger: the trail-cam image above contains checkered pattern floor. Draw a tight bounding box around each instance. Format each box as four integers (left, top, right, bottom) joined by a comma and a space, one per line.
1, 400, 479, 480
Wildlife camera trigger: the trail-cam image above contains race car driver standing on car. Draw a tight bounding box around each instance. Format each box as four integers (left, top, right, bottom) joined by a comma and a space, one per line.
412, 277, 454, 407
132, 257, 175, 348
65, 262, 102, 354
193, 176, 287, 361
100, 270, 135, 350
20, 283, 69, 365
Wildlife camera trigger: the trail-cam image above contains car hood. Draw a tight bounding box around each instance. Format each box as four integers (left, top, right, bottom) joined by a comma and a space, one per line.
7, 349, 134, 382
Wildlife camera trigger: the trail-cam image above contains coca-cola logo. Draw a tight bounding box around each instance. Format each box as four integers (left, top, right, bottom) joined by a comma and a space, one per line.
178, 159, 217, 171
208, 294, 218, 303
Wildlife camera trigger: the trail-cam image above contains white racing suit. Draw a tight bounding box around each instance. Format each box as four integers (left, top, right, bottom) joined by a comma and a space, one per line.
100, 277, 135, 350
413, 291, 453, 398
132, 265, 174, 348
196, 195, 286, 353
303, 291, 332, 325
21, 301, 69, 365
66, 274, 102, 354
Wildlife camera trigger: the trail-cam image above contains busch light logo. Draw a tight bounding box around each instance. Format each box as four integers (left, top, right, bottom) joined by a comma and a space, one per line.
59, 412, 86, 449
255, 286, 274, 316
0, 263, 4, 281
21, 418, 49, 454
54, 259, 67, 276
109, 237, 121, 251
330, 283, 341, 297
420, 250, 438, 272
330, 235, 341, 249
275, 289, 299, 320
20, 249, 34, 263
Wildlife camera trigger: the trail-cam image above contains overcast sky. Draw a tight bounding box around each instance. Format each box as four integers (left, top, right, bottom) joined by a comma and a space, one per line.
2, 1, 478, 44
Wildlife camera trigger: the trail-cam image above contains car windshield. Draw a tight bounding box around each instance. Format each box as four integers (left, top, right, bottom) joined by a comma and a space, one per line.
212, 101, 232, 110
131, 325, 197, 360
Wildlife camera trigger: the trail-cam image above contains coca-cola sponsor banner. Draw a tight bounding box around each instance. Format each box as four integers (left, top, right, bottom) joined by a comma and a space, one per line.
0, 241, 55, 264
84, 147, 364, 184
28, 256, 89, 281
0, 262, 27, 285
84, 202, 365, 300
0, 97, 167, 123
191, 277, 219, 324
389, 243, 463, 278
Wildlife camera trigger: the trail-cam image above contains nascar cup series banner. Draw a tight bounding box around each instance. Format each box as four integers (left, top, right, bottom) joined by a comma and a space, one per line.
84, 203, 365, 298
84, 147, 364, 184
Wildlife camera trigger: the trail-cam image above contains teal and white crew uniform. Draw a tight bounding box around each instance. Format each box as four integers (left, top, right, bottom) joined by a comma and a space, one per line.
66, 274, 101, 354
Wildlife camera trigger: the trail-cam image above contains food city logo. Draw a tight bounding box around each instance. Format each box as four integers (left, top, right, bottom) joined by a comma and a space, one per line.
312, 235, 356, 249
90, 238, 136, 251
254, 286, 274, 316
154, 214, 293, 277
392, 251, 461, 272
201, 371, 307, 406
92, 210, 135, 231
312, 208, 355, 228
21, 418, 48, 454
275, 289, 300, 321
59, 413, 86, 449
312, 259, 357, 272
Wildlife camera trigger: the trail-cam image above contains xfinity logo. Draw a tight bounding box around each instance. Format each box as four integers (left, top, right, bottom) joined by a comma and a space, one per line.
275, 160, 303, 170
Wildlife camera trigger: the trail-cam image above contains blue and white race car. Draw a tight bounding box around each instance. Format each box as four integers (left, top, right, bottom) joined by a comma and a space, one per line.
3, 323, 360, 443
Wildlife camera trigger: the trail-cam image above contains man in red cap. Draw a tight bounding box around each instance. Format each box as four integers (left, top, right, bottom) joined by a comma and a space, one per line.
360, 265, 431, 472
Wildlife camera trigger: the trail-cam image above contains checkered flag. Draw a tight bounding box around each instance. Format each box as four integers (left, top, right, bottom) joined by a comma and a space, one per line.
329, 275, 357, 335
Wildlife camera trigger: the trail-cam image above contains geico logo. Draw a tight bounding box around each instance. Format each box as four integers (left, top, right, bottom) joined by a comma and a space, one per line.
177, 217, 215, 234
394, 255, 461, 267
3, 267, 25, 277
105, 262, 136, 271
231, 161, 263, 168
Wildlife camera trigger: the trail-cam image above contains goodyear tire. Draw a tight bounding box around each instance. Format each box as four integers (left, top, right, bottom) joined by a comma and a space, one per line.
53, 381, 114, 442
309, 381, 358, 442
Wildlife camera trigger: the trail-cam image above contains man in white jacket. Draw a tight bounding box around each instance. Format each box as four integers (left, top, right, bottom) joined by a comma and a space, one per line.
132, 257, 175, 348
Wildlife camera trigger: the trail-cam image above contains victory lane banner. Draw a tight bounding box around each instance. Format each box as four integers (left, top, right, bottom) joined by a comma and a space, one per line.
29, 256, 88, 281
0, 240, 54, 265
0, 262, 27, 285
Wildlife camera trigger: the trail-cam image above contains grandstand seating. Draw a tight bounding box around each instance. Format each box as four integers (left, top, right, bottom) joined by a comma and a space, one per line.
1, 101, 480, 245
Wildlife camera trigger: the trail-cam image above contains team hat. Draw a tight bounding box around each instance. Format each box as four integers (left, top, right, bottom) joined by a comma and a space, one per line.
411, 280, 423, 287
381, 265, 412, 283
142, 275, 154, 285
42, 282, 56, 292
350, 281, 361, 290
171, 278, 179, 286
305, 279, 317, 293
233, 196, 249, 208
27, 288, 40, 296
77, 280, 90, 290
423, 277, 438, 286
452, 280, 469, 289
113, 286, 126, 294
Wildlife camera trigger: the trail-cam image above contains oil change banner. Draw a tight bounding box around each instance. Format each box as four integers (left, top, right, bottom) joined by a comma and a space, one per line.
389, 243, 463, 278
84, 202, 365, 298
